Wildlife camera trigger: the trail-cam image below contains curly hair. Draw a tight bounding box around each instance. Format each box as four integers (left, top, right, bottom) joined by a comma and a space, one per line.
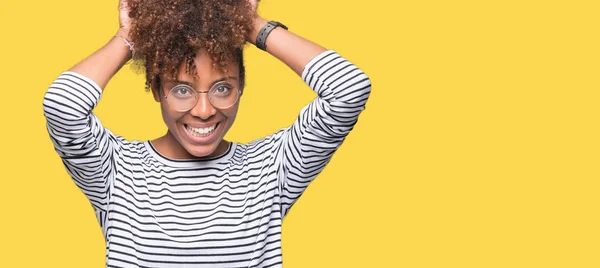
128, 0, 254, 92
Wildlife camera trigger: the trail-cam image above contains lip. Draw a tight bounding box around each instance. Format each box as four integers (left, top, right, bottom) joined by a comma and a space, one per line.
186, 123, 218, 128
181, 122, 221, 144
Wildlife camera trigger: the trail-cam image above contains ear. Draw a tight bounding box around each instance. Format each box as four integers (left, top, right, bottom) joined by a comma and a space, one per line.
152, 88, 161, 102
152, 76, 162, 102
239, 79, 245, 97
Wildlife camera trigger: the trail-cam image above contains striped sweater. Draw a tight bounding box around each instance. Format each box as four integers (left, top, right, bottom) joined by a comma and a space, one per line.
43, 50, 371, 267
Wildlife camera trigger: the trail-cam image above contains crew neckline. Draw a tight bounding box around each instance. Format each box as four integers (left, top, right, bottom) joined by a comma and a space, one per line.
144, 141, 236, 168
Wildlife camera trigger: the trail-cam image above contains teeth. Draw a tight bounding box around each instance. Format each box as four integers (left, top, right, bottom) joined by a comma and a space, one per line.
186, 124, 216, 136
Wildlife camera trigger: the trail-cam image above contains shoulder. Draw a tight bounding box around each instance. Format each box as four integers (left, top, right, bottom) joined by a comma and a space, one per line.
108, 136, 148, 159
235, 127, 290, 156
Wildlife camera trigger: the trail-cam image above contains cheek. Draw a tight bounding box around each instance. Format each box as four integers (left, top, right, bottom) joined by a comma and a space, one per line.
160, 102, 182, 126
219, 106, 239, 131
223, 105, 239, 121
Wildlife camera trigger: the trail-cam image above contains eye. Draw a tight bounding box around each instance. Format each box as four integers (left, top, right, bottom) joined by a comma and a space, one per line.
176, 87, 190, 95
212, 84, 233, 96
215, 85, 230, 93
171, 85, 195, 98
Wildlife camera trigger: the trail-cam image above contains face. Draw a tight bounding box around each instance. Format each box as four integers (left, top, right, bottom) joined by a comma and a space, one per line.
153, 50, 242, 159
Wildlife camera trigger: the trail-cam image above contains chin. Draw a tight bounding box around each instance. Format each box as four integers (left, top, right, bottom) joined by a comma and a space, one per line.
175, 120, 227, 158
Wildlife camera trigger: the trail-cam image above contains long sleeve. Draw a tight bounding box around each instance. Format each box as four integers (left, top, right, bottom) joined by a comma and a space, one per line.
276, 50, 372, 216
42, 72, 119, 217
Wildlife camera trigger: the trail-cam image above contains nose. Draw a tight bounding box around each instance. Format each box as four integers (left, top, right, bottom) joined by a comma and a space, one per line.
188, 93, 217, 120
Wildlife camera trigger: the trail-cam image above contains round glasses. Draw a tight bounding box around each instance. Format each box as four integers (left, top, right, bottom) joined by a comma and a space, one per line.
164, 81, 241, 112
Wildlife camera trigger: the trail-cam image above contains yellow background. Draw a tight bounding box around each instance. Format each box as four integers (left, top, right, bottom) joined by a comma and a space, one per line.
0, 0, 598, 267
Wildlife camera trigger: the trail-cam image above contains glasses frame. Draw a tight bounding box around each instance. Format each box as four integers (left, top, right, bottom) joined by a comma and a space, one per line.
163, 82, 242, 112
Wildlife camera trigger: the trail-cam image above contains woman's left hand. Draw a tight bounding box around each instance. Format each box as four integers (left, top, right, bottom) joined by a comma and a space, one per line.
247, 0, 259, 14
246, 0, 267, 43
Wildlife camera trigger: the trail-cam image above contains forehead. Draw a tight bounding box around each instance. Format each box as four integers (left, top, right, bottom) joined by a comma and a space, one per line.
174, 51, 239, 82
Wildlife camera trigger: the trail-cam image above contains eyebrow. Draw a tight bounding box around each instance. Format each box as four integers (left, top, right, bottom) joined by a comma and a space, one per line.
172, 76, 238, 86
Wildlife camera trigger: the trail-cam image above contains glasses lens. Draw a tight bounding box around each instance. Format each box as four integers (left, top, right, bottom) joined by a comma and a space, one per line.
208, 81, 239, 109
167, 85, 197, 112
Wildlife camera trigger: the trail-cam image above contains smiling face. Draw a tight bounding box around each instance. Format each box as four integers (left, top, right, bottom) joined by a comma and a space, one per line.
152, 50, 243, 159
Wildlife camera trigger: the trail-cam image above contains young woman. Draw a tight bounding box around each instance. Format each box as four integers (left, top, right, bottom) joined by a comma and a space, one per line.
43, 0, 371, 266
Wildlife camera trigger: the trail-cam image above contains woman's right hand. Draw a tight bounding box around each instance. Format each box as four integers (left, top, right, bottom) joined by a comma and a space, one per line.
67, 0, 136, 89
118, 0, 132, 38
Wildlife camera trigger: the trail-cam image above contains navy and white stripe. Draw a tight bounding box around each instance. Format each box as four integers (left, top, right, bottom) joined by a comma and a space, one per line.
43, 50, 371, 267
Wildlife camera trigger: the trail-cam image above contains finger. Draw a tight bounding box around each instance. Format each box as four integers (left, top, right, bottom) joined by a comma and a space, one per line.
119, 0, 130, 10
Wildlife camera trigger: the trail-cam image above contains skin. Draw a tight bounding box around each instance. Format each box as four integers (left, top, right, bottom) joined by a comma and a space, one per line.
150, 51, 241, 159
68, 0, 327, 160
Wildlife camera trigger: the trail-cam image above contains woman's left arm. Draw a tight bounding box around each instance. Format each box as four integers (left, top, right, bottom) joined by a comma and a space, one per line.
247, 13, 372, 215
247, 16, 327, 75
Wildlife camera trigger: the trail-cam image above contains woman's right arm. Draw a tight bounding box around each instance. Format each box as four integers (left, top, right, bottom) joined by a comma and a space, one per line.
69, 0, 133, 90
41, 1, 132, 216
67, 32, 131, 90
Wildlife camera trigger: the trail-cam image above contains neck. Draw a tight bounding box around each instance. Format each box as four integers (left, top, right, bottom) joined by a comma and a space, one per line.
152, 130, 229, 160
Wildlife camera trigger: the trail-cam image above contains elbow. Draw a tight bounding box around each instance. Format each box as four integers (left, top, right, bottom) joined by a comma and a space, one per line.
42, 82, 65, 119
42, 77, 86, 123
42, 86, 56, 118
42, 88, 55, 114
355, 72, 372, 101
337, 70, 372, 106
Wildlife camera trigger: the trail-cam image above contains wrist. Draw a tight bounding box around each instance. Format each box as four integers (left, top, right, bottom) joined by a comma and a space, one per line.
103, 36, 134, 67
116, 27, 131, 40
113, 30, 134, 60
248, 16, 268, 45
